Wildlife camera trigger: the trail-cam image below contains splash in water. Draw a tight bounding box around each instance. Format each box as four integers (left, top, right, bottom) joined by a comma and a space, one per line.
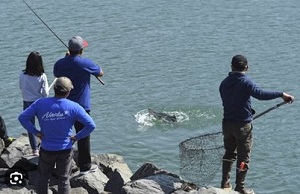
135, 109, 189, 127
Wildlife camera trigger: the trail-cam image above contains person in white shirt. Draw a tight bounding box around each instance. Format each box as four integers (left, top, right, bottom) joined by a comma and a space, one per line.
19, 51, 49, 156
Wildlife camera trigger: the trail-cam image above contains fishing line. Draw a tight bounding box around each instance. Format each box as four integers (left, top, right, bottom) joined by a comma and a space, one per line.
22, 0, 105, 85
48, 78, 57, 92
23, 0, 68, 48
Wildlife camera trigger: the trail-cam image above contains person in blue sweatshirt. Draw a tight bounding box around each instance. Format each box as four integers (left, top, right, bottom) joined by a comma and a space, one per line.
18, 77, 96, 194
53, 36, 103, 175
219, 55, 294, 194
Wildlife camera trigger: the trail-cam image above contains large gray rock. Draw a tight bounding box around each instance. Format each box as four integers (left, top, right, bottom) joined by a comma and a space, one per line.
104, 168, 126, 193
0, 134, 31, 168
93, 153, 133, 183
124, 174, 183, 194
70, 167, 109, 193
0, 184, 36, 194
69, 187, 89, 194
197, 187, 240, 194
91, 153, 133, 193
122, 163, 199, 194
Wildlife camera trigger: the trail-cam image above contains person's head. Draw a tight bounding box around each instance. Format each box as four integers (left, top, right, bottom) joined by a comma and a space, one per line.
54, 77, 74, 97
231, 54, 248, 72
68, 36, 88, 55
24, 51, 45, 76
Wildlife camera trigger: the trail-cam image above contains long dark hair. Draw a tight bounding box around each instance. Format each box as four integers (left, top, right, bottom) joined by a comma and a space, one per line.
23, 51, 45, 76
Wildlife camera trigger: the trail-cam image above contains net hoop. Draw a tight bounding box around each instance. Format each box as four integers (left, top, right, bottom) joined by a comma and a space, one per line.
179, 131, 224, 186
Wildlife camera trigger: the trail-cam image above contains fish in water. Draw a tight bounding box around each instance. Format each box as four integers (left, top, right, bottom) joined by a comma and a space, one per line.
148, 108, 177, 122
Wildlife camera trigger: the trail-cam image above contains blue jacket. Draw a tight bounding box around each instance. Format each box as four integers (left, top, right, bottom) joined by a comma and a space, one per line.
18, 97, 96, 151
219, 72, 283, 122
53, 55, 101, 111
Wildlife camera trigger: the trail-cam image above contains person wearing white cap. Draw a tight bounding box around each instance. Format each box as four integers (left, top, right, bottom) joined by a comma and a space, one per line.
53, 36, 103, 175
18, 77, 96, 194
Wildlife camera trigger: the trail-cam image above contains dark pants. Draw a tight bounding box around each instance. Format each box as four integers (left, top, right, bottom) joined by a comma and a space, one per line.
23, 101, 39, 150
37, 148, 73, 194
0, 116, 8, 140
74, 111, 91, 172
0, 115, 8, 140
222, 119, 253, 170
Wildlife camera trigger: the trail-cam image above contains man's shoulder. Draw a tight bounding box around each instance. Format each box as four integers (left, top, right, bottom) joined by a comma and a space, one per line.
65, 100, 86, 113
241, 74, 255, 84
55, 56, 69, 64
56, 56, 95, 67
75, 56, 97, 66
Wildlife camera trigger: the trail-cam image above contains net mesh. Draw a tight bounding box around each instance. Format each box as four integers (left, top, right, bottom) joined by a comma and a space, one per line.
179, 132, 224, 186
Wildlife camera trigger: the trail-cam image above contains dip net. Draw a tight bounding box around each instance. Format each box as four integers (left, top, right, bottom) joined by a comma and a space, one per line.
179, 131, 224, 186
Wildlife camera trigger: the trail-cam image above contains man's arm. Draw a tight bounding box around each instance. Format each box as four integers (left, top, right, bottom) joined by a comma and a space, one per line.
71, 106, 96, 141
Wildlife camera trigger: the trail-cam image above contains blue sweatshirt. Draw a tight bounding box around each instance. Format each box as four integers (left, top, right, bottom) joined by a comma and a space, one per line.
53, 55, 101, 111
18, 97, 96, 151
219, 72, 283, 122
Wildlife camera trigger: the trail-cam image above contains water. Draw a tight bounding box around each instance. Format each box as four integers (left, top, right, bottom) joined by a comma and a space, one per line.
1, 0, 300, 193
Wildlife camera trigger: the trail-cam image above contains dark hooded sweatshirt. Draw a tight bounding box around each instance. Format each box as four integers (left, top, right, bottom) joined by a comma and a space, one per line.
219, 72, 283, 122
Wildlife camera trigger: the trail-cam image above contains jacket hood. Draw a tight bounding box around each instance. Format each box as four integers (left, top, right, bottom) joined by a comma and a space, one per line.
223, 72, 246, 88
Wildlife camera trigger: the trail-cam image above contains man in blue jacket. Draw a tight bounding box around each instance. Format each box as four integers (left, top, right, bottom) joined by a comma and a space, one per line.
19, 77, 96, 194
54, 36, 103, 175
219, 55, 294, 194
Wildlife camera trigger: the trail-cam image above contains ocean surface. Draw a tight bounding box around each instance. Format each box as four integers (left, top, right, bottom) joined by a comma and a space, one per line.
1, 0, 300, 193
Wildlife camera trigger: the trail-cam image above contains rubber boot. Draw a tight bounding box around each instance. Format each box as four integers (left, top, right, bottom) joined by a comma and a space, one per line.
221, 160, 233, 189
235, 169, 254, 194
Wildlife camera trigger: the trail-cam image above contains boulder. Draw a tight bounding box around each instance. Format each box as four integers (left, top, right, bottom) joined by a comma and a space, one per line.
70, 168, 109, 193
122, 163, 198, 194
0, 134, 31, 168
93, 153, 133, 183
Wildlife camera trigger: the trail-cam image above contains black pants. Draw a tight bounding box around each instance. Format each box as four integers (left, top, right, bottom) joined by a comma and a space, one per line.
37, 148, 73, 194
74, 111, 91, 172
222, 119, 253, 170
0, 115, 8, 140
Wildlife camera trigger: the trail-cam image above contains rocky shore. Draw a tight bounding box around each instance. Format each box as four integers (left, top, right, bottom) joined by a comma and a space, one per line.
0, 134, 238, 194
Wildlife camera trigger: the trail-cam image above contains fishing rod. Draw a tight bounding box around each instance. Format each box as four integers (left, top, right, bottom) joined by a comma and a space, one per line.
212, 101, 288, 134
23, 0, 105, 85
253, 101, 287, 120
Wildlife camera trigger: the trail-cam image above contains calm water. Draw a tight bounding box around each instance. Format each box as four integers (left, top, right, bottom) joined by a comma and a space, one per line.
1, 0, 300, 193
